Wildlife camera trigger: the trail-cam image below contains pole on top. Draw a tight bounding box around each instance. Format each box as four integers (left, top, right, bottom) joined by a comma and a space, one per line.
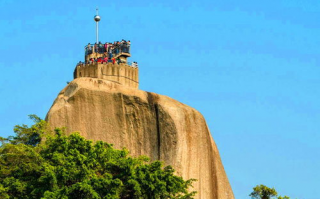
94, 8, 101, 44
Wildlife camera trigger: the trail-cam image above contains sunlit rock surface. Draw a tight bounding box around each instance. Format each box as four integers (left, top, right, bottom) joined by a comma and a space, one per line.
46, 77, 234, 199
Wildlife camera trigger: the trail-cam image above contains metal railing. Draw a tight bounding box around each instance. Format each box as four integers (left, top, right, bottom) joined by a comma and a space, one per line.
85, 43, 130, 57
76, 60, 138, 68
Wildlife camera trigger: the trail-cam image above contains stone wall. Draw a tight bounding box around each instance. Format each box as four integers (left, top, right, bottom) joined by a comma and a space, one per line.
74, 63, 139, 89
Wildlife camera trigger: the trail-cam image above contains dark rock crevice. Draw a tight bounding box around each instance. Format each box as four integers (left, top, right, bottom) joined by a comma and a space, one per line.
146, 92, 161, 160
154, 104, 161, 160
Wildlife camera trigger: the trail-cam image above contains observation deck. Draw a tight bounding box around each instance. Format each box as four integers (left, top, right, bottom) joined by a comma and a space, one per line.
84, 42, 131, 64
74, 40, 139, 89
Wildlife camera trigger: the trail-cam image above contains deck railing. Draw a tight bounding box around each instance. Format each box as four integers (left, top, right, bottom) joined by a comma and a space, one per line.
85, 43, 130, 56
76, 61, 138, 68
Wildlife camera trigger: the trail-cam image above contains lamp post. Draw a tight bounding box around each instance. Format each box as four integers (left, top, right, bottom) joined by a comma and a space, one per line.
94, 8, 101, 44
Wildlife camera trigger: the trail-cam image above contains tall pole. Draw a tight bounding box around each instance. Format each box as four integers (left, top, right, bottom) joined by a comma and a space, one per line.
94, 8, 101, 44
96, 20, 98, 43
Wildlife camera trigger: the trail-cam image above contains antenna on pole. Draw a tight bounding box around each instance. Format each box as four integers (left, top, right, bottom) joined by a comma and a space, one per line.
94, 8, 101, 44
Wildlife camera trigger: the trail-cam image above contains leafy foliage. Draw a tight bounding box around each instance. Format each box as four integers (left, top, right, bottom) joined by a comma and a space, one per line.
250, 184, 291, 199
0, 116, 196, 199
0, 114, 50, 146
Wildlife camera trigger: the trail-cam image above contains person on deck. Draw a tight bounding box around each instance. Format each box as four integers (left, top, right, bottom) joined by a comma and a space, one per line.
104, 42, 108, 53
115, 42, 119, 55
109, 45, 113, 58
127, 40, 131, 53
104, 57, 108, 64
99, 42, 103, 53
94, 43, 98, 53
86, 43, 91, 55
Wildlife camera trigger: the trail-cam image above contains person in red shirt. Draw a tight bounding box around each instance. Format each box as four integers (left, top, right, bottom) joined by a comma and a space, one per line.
112, 57, 116, 64
97, 57, 102, 63
104, 57, 108, 64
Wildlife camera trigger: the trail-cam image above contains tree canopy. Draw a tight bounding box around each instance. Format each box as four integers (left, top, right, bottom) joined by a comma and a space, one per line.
0, 116, 196, 199
250, 184, 291, 199
0, 114, 48, 146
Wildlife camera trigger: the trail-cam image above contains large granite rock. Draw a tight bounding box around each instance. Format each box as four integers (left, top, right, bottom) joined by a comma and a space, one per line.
46, 77, 234, 199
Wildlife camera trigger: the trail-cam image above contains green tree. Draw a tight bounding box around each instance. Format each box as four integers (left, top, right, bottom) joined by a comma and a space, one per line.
250, 184, 291, 199
250, 185, 278, 199
0, 117, 196, 199
0, 114, 50, 146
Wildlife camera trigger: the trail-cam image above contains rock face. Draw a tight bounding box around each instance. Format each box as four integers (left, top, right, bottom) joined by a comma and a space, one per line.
46, 77, 234, 199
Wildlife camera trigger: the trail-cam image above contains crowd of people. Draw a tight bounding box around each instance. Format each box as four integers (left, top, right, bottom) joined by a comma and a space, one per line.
77, 58, 138, 67
87, 57, 121, 65
85, 40, 131, 58
77, 40, 137, 67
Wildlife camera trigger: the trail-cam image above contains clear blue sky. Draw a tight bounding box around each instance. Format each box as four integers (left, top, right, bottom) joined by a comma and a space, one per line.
0, 0, 319, 198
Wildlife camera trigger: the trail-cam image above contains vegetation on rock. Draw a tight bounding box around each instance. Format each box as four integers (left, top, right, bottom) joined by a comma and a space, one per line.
0, 115, 196, 199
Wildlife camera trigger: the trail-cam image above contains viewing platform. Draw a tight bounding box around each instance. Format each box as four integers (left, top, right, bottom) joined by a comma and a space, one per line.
74, 40, 139, 89
84, 41, 131, 64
